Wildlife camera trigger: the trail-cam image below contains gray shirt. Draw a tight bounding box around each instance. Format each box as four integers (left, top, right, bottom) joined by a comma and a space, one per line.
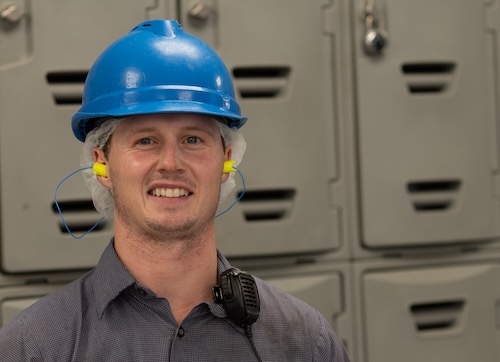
0, 241, 350, 361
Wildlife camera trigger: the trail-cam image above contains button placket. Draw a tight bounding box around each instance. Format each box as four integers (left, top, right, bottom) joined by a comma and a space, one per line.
177, 326, 185, 338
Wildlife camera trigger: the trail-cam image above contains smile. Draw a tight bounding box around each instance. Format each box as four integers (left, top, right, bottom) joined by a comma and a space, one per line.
150, 188, 191, 198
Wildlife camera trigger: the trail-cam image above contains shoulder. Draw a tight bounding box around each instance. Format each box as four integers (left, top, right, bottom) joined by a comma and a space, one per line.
253, 276, 350, 362
0, 270, 95, 358
16, 270, 94, 325
254, 275, 323, 324
0, 317, 41, 360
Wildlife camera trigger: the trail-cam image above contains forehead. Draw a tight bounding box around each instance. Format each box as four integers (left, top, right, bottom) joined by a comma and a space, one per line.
115, 113, 220, 135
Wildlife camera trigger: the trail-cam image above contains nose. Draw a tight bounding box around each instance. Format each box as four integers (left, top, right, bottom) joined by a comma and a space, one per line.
157, 142, 183, 172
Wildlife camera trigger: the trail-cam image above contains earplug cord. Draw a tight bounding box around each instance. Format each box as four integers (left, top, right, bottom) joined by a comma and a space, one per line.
215, 168, 246, 218
55, 167, 246, 238
54, 166, 108, 239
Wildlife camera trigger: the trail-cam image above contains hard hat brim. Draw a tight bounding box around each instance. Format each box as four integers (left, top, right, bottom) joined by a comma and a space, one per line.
72, 86, 247, 142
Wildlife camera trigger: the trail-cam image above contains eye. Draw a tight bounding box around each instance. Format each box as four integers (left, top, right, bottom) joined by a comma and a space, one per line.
186, 136, 201, 144
137, 138, 153, 145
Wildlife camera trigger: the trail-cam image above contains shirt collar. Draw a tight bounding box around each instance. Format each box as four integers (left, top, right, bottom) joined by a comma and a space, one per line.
91, 240, 236, 319
216, 249, 233, 274
92, 239, 137, 318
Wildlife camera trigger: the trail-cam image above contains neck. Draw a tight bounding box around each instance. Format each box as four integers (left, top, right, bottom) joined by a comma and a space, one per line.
113, 224, 219, 324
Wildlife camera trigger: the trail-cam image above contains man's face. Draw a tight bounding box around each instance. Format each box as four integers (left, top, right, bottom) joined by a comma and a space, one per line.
95, 113, 231, 242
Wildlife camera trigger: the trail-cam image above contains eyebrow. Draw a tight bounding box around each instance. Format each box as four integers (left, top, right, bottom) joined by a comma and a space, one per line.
124, 125, 219, 138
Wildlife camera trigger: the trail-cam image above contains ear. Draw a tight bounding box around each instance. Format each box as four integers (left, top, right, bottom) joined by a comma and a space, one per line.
93, 148, 112, 189
221, 147, 233, 183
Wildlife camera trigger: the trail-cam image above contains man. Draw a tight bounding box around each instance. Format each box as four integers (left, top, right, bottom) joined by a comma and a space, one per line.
0, 20, 350, 361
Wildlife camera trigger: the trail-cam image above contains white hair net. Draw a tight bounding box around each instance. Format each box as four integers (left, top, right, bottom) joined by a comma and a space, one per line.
80, 118, 246, 216
80, 118, 122, 216
218, 123, 246, 203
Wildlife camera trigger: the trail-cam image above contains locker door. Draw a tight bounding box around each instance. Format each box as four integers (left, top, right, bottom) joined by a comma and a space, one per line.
0, 0, 175, 272
362, 264, 500, 362
180, 0, 347, 257
353, 0, 500, 247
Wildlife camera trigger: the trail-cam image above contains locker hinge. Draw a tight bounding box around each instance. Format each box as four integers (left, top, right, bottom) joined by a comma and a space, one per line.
493, 173, 500, 198
321, 0, 337, 35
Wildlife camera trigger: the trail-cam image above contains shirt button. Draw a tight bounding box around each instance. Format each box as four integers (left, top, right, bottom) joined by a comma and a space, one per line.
177, 327, 185, 338
137, 288, 147, 296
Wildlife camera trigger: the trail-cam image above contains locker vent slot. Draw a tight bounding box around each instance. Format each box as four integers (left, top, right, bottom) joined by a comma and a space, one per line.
46, 71, 87, 83
51, 200, 107, 233
236, 188, 296, 222
402, 63, 456, 74
407, 179, 461, 212
51, 200, 96, 213
401, 62, 456, 94
408, 84, 446, 94
232, 66, 291, 99
46, 71, 87, 105
410, 300, 465, 331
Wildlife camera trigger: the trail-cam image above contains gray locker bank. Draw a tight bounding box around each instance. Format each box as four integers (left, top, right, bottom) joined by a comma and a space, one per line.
1, 0, 500, 361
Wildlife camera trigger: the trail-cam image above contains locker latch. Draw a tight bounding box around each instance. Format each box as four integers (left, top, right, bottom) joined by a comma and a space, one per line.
0, 2, 25, 28
363, 0, 388, 56
188, 2, 213, 23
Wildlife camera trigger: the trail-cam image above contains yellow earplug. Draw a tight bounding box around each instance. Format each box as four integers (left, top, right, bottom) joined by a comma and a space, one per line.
93, 162, 108, 177
223, 160, 236, 174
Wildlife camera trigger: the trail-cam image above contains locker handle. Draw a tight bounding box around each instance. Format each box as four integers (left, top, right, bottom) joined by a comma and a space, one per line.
410, 300, 465, 332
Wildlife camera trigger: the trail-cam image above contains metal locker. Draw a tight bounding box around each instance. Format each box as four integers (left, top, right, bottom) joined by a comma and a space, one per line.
352, 0, 500, 248
179, 0, 349, 257
0, 0, 175, 273
358, 262, 500, 362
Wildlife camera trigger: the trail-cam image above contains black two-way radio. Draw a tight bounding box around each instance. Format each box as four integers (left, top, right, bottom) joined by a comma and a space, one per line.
212, 268, 262, 361
212, 268, 260, 326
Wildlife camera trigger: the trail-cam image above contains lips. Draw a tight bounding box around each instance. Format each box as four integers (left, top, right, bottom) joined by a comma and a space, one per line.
149, 187, 191, 198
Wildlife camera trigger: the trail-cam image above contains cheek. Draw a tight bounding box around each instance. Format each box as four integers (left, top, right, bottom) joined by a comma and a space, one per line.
107, 158, 143, 186
197, 163, 226, 190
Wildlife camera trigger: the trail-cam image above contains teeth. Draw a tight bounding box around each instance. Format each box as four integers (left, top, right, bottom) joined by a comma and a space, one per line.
151, 188, 189, 198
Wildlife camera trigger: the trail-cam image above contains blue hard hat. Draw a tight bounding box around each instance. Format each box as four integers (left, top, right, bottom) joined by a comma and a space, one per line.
72, 20, 246, 142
